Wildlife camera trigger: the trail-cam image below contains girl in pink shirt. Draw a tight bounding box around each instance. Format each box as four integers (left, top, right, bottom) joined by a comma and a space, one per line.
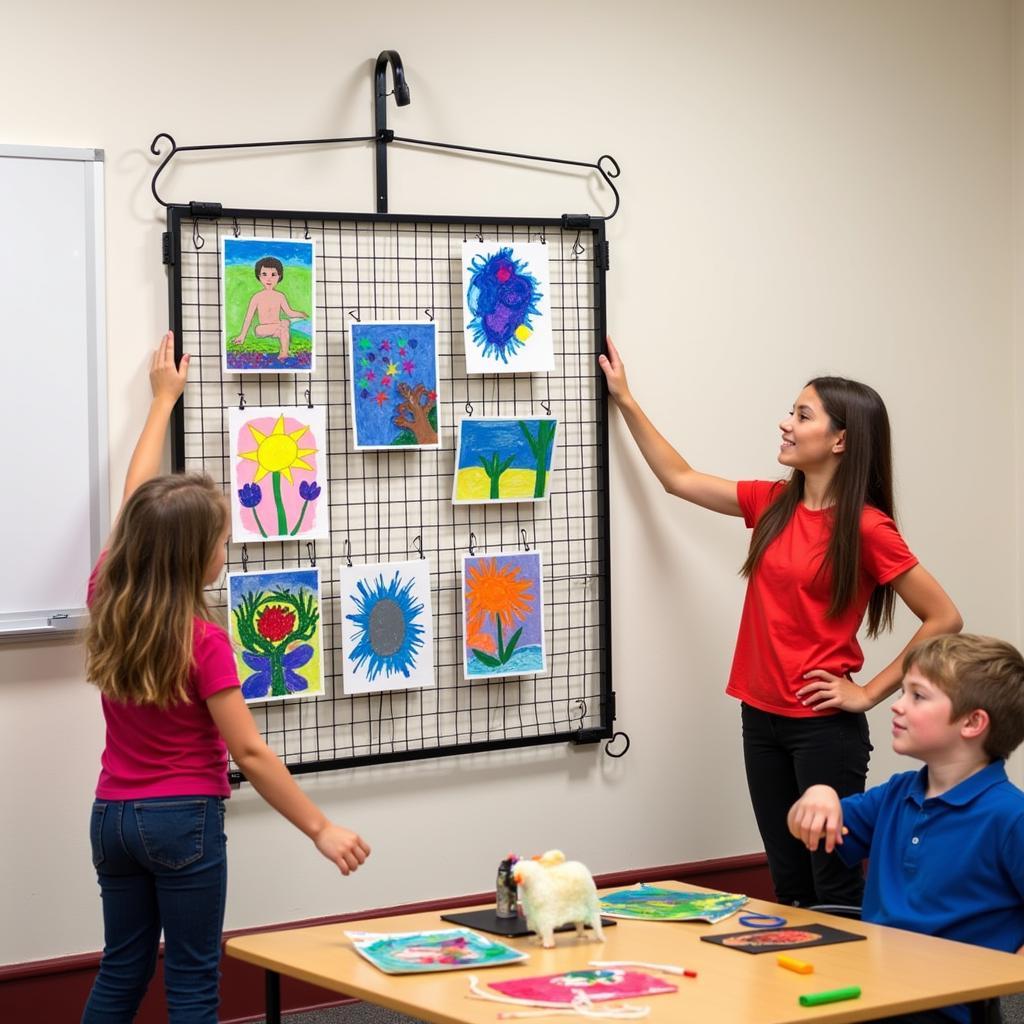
81, 333, 370, 1024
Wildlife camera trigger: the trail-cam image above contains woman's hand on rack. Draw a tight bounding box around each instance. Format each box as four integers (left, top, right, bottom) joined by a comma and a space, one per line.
313, 823, 372, 876
796, 670, 872, 713
598, 336, 633, 405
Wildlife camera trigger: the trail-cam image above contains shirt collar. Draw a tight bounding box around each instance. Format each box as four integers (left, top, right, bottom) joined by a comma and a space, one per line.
908, 759, 1007, 807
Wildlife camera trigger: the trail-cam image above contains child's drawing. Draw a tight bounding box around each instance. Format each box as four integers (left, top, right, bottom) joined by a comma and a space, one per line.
227, 568, 323, 704
489, 970, 677, 1004
599, 885, 748, 923
462, 241, 554, 374
339, 560, 435, 695
349, 321, 440, 449
346, 929, 526, 974
462, 551, 546, 679
453, 417, 558, 503
223, 236, 315, 373
229, 405, 328, 543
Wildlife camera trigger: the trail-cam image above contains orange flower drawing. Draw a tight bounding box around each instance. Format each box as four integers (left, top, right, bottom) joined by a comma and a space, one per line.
465, 558, 534, 630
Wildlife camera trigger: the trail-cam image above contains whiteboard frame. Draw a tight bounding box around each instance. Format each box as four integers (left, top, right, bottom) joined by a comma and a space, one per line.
0, 144, 108, 642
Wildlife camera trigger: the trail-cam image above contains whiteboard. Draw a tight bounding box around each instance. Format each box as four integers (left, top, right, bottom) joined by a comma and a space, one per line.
0, 145, 107, 640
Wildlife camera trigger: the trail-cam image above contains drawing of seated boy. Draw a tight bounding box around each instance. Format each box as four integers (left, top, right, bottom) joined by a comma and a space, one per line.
231, 256, 307, 360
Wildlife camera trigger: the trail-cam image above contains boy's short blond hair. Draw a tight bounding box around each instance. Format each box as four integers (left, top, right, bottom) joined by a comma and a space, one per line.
903, 634, 1024, 761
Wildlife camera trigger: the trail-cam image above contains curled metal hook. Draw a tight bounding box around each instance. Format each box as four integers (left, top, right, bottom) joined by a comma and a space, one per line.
595, 154, 622, 220
465, 400, 474, 416
411, 535, 424, 559
148, 132, 178, 209
574, 698, 587, 721
343, 539, 353, 567
232, 217, 240, 238
424, 308, 434, 321
468, 532, 477, 556
605, 731, 631, 759
539, 399, 551, 415
240, 544, 249, 573
304, 385, 313, 409
192, 219, 205, 250
306, 541, 317, 567
238, 388, 246, 410
571, 230, 585, 258
348, 308, 361, 322
304, 220, 311, 240
520, 529, 530, 552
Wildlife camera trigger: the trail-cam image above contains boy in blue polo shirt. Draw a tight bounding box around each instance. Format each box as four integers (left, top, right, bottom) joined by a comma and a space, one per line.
788, 633, 1024, 1024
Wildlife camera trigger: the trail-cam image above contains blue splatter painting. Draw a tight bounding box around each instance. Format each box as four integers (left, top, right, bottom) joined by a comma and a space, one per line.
462, 241, 554, 373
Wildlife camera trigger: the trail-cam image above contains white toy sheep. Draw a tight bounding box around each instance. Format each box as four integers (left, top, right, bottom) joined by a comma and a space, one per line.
513, 850, 605, 949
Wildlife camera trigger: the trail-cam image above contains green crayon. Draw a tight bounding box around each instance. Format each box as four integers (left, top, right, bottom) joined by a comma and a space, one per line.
798, 985, 861, 1007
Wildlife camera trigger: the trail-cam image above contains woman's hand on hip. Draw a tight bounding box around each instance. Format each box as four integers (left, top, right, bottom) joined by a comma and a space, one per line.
796, 670, 872, 713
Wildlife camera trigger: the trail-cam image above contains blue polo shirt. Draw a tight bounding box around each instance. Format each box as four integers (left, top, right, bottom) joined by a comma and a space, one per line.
840, 760, 1024, 1023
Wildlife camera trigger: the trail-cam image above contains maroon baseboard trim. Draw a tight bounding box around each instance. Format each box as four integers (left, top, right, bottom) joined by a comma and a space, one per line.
0, 853, 770, 1023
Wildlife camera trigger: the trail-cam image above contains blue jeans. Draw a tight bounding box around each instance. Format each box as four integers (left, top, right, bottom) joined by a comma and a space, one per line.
82, 797, 227, 1024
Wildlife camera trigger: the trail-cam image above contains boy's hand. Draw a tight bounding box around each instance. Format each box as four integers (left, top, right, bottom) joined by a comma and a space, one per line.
150, 331, 189, 405
788, 785, 846, 853
313, 823, 371, 876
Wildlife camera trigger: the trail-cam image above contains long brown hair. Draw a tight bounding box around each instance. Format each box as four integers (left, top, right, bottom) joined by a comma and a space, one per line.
85, 474, 227, 707
740, 377, 896, 637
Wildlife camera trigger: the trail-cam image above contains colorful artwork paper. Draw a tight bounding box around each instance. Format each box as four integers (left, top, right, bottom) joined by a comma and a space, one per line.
462, 241, 554, 373
599, 885, 748, 923
453, 417, 558, 504
222, 236, 315, 373
346, 928, 527, 974
229, 405, 328, 544
700, 923, 867, 954
227, 568, 324, 704
349, 321, 440, 449
339, 560, 435, 695
462, 551, 546, 679
489, 969, 677, 1004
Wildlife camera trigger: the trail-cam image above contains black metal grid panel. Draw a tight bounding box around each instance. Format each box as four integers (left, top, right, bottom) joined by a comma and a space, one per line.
167, 206, 612, 778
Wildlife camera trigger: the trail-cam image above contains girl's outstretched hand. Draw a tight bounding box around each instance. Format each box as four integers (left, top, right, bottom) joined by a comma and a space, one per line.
598, 335, 631, 404
314, 823, 371, 876
150, 330, 189, 406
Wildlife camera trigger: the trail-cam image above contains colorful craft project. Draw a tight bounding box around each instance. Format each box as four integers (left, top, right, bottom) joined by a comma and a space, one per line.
453, 417, 558, 503
462, 551, 546, 679
700, 923, 866, 954
229, 406, 328, 543
462, 240, 554, 373
599, 885, 748, 923
349, 321, 440, 448
222, 236, 315, 373
346, 929, 526, 974
339, 560, 435, 695
227, 568, 323, 704
488, 969, 677, 1004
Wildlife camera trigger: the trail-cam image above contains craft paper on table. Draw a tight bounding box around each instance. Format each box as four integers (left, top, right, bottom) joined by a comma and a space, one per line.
462, 551, 546, 679
700, 923, 866, 954
339, 560, 435, 694
453, 417, 558, 504
346, 929, 526, 974
229, 406, 328, 544
222, 236, 315, 373
227, 568, 323, 703
489, 969, 677, 1004
462, 240, 554, 373
599, 885, 748, 923
349, 321, 439, 449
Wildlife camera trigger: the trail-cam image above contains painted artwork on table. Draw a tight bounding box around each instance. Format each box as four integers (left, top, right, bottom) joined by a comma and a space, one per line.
227, 568, 323, 703
229, 406, 328, 543
488, 969, 677, 1004
453, 417, 558, 504
339, 560, 435, 695
349, 321, 440, 449
462, 240, 554, 374
599, 885, 748, 923
346, 929, 527, 974
461, 551, 546, 679
701, 923, 867, 954
222, 236, 315, 373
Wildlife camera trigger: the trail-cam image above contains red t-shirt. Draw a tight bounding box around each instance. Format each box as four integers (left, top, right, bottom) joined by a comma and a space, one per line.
726, 480, 918, 717
88, 561, 240, 799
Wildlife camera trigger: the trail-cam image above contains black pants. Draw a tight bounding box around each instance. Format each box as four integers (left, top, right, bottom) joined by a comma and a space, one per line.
741, 703, 872, 907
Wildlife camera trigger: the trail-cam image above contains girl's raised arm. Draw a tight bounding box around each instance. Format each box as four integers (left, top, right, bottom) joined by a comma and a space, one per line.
599, 336, 741, 516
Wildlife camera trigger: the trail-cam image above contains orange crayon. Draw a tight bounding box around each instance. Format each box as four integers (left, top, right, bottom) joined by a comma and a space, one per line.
778, 954, 814, 974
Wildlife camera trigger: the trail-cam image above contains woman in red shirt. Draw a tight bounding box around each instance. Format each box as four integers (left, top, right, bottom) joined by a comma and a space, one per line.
599, 337, 961, 907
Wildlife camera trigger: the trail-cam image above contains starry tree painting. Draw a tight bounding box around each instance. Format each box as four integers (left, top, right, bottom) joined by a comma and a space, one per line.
453, 417, 559, 504
339, 559, 435, 695
227, 568, 324, 704
462, 551, 547, 679
462, 241, 554, 374
349, 321, 440, 449
229, 405, 328, 543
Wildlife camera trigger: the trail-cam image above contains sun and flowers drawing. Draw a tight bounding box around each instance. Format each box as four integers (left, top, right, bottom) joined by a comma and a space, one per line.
461, 551, 546, 679
222, 236, 315, 373
462, 241, 554, 374
229, 406, 328, 543
453, 417, 558, 503
339, 560, 435, 695
349, 321, 440, 448
227, 568, 323, 704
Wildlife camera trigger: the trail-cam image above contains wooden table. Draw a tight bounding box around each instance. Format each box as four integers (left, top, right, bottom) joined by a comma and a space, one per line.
225, 881, 1024, 1023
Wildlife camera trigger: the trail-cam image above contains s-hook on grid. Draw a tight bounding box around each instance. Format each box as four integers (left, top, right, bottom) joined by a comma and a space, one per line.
166, 205, 614, 781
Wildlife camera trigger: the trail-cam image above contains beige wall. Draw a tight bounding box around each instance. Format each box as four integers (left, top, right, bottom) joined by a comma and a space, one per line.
1, 0, 1018, 964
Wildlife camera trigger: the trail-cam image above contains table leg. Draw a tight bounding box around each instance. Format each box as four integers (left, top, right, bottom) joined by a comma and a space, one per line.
967, 997, 999, 1024
265, 969, 281, 1024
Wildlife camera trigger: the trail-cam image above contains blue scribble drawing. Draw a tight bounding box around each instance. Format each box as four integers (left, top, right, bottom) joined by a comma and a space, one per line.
345, 570, 426, 682
465, 247, 543, 365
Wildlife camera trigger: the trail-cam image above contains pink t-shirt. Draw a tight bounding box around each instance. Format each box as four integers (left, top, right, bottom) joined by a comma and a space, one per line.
89, 561, 240, 799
